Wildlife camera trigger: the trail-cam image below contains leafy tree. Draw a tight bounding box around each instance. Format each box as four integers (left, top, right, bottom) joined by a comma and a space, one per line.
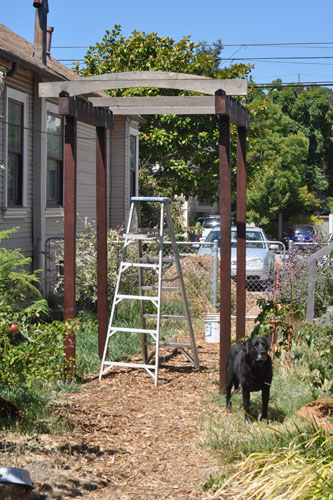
75, 25, 251, 201
268, 82, 333, 196
246, 97, 319, 229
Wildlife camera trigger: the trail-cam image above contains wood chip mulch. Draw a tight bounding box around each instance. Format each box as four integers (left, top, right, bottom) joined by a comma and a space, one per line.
0, 327, 229, 500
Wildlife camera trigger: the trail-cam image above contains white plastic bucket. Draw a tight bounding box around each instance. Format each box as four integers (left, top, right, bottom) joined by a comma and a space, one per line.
204, 313, 220, 343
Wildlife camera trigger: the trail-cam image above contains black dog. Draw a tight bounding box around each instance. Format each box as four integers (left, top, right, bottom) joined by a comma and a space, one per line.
226, 337, 272, 421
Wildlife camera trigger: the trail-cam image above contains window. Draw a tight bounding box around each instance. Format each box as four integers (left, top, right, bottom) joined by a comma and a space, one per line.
5, 88, 28, 209
129, 134, 137, 199
46, 113, 63, 206
7, 99, 23, 205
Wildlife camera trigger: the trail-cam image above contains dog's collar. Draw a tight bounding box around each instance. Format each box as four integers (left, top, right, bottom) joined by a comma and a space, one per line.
264, 382, 271, 386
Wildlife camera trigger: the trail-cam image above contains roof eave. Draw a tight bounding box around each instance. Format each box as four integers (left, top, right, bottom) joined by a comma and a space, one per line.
0, 47, 67, 82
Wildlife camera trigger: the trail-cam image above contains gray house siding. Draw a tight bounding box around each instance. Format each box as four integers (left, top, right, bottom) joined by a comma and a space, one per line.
110, 116, 127, 230
0, 64, 34, 256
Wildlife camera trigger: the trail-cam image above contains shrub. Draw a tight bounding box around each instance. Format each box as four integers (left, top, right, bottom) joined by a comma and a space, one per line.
297, 322, 333, 397
266, 244, 333, 320
0, 228, 73, 389
53, 222, 141, 311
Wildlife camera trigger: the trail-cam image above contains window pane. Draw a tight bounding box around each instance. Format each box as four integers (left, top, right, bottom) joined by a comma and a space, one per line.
47, 159, 59, 202
47, 114, 62, 159
8, 100, 22, 152
7, 152, 22, 205
130, 135, 136, 172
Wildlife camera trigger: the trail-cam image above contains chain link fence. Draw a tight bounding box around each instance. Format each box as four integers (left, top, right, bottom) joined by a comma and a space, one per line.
45, 232, 285, 328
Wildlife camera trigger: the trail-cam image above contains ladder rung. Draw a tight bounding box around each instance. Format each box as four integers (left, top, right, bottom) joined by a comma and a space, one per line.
141, 286, 180, 291
116, 294, 159, 301
121, 262, 159, 270
102, 361, 157, 371
143, 314, 186, 320
146, 341, 191, 348
109, 327, 157, 334
139, 257, 173, 263
124, 232, 160, 241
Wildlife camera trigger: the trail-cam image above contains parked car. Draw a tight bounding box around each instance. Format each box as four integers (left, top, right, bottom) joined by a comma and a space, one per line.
198, 226, 277, 283
286, 224, 318, 247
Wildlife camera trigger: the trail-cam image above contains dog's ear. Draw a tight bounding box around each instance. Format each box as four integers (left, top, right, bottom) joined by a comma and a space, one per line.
244, 338, 251, 356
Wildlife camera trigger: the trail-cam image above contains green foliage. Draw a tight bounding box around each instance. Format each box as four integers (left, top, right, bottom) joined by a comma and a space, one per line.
297, 323, 333, 397
0, 229, 71, 390
75, 25, 251, 202
0, 320, 72, 387
255, 298, 292, 354
246, 98, 320, 230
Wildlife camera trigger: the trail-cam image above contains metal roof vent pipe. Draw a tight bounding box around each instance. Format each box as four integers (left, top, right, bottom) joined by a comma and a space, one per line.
46, 26, 54, 61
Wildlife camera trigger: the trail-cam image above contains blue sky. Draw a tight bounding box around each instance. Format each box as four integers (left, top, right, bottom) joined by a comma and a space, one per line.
2, 0, 333, 85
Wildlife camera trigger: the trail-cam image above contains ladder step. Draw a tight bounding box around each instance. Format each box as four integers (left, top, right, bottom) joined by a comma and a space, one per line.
143, 314, 186, 320
124, 232, 160, 241
121, 262, 159, 270
142, 286, 180, 291
109, 327, 157, 334
146, 341, 191, 348
116, 294, 159, 302
139, 257, 174, 263
102, 361, 157, 371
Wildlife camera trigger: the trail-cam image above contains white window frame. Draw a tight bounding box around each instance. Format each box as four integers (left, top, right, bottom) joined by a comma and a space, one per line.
4, 87, 28, 210
45, 101, 64, 212
126, 122, 139, 209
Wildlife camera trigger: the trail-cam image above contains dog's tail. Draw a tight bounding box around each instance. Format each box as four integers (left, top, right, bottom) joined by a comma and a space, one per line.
233, 380, 239, 390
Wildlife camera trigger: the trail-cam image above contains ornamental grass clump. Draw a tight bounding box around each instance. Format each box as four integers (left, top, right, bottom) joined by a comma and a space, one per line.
213, 427, 332, 500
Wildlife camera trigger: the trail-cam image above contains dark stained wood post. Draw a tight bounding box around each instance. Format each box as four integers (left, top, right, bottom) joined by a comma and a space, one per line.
216, 91, 232, 393
63, 115, 77, 377
96, 126, 108, 359
236, 126, 247, 340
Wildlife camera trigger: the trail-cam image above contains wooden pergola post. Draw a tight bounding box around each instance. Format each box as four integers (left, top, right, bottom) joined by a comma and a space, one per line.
59, 92, 113, 375
96, 126, 108, 359
217, 110, 232, 393
215, 90, 248, 393
236, 126, 247, 340
63, 115, 77, 378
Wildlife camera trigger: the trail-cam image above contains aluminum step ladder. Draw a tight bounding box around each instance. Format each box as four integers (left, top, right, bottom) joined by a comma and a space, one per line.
99, 196, 200, 386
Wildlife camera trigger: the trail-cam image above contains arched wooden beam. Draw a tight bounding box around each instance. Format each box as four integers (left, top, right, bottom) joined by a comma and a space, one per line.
39, 70, 248, 97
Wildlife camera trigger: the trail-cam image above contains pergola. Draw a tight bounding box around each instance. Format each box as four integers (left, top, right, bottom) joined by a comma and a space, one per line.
39, 71, 249, 391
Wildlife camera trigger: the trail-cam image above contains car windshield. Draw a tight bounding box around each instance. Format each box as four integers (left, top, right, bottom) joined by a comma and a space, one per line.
204, 229, 266, 248
203, 218, 220, 228
291, 225, 314, 235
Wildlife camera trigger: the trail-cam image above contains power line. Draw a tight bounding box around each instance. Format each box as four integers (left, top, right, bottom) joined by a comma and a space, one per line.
221, 42, 333, 47
227, 56, 333, 60
253, 81, 333, 88
52, 41, 333, 49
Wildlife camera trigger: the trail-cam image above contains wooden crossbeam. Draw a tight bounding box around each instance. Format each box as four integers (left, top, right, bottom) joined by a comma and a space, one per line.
88, 95, 249, 126
39, 71, 248, 97
59, 93, 113, 128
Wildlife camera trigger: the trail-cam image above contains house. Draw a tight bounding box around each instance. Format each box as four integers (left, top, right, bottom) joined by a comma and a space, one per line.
0, 1, 141, 294
176, 195, 219, 229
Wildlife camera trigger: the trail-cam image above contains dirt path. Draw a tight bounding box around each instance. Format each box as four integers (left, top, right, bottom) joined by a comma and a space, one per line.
1, 328, 225, 499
